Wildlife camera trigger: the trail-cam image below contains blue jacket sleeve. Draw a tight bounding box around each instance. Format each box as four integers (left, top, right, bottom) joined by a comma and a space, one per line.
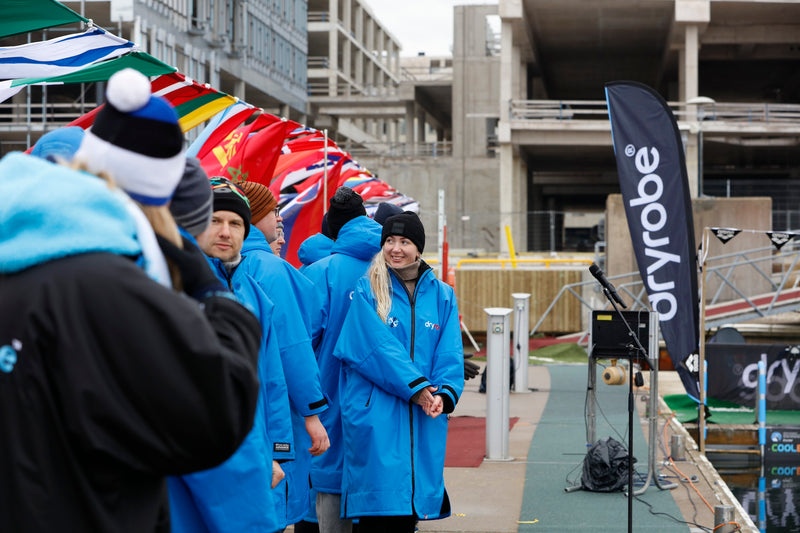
333, 279, 431, 402
428, 282, 465, 413
233, 274, 295, 462
259, 267, 329, 417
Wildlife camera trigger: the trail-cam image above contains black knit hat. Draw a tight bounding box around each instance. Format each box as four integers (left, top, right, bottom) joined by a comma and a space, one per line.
381, 211, 425, 253
327, 186, 365, 239
210, 177, 251, 238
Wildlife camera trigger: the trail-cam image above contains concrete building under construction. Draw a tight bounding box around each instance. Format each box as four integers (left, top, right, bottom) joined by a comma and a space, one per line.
316, 0, 800, 254
2, 0, 799, 256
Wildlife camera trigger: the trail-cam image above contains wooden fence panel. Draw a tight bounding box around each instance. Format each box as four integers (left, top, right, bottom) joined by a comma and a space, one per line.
454, 269, 583, 334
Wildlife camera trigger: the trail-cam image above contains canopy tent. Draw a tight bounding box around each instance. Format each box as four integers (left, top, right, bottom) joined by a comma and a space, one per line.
0, 0, 87, 39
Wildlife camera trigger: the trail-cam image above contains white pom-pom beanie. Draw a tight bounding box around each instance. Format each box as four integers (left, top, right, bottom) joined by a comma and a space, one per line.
74, 68, 185, 206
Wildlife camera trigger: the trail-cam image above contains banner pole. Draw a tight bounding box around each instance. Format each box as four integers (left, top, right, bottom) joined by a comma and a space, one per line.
699, 227, 709, 454
323, 129, 329, 214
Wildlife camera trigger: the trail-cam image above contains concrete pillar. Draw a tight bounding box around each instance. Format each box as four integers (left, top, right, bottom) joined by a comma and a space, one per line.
499, 144, 515, 255
498, 19, 516, 255
683, 25, 700, 198
390, 119, 398, 149
233, 79, 245, 101
682, 24, 699, 105
328, 0, 338, 97
405, 102, 415, 154
416, 108, 426, 149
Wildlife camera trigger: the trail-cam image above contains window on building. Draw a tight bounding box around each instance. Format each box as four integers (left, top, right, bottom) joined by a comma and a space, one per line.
295, 0, 307, 33
485, 14, 501, 57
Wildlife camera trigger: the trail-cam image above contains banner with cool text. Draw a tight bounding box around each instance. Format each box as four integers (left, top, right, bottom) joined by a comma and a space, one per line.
605, 81, 700, 398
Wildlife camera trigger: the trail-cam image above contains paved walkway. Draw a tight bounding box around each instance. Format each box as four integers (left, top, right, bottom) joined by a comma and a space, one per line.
417, 362, 758, 533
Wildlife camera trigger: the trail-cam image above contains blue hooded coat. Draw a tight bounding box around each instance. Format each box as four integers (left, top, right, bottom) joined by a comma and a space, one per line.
169, 258, 292, 533
333, 261, 464, 520
240, 227, 329, 526
302, 216, 382, 495
297, 232, 334, 272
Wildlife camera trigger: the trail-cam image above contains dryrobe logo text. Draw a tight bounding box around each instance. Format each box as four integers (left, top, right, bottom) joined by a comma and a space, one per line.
625, 144, 680, 322
741, 359, 800, 401
387, 317, 399, 328
0, 339, 21, 373
424, 321, 440, 331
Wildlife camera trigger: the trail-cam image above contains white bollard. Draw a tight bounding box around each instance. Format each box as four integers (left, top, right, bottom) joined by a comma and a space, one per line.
511, 293, 531, 393
485, 307, 513, 461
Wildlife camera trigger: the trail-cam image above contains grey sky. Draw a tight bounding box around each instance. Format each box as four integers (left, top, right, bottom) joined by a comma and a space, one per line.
365, 0, 498, 57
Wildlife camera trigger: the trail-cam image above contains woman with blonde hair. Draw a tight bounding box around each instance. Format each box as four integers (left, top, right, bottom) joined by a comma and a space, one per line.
333, 211, 464, 533
72, 68, 189, 289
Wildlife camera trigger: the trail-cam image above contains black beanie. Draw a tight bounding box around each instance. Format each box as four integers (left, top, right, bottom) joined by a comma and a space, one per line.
209, 176, 251, 238
321, 212, 331, 238
381, 211, 425, 253
327, 186, 365, 239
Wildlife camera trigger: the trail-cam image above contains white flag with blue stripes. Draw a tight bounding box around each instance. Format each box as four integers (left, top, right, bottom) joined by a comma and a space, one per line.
0, 28, 134, 81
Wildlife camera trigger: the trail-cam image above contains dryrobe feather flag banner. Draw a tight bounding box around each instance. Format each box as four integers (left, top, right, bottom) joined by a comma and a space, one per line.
605, 81, 700, 399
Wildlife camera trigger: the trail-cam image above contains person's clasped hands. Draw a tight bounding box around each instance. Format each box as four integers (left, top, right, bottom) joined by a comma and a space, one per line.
411, 385, 444, 418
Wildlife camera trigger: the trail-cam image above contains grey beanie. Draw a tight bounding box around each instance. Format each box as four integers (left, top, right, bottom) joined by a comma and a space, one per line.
169, 157, 213, 237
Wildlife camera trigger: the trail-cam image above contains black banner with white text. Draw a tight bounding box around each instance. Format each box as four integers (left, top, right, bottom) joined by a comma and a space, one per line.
707, 343, 800, 411
605, 81, 700, 398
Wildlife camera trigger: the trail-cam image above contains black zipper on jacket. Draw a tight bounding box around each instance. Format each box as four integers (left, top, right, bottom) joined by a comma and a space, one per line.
394, 266, 432, 517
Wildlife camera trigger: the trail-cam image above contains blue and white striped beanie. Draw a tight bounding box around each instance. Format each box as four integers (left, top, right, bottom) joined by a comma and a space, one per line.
74, 68, 185, 206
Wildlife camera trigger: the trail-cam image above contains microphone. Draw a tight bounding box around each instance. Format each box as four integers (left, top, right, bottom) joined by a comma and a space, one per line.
589, 263, 627, 308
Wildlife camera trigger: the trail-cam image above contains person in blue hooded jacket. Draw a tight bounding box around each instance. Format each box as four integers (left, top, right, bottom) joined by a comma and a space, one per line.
240, 181, 331, 529
333, 211, 464, 533
302, 187, 383, 533
297, 213, 334, 272
169, 178, 294, 533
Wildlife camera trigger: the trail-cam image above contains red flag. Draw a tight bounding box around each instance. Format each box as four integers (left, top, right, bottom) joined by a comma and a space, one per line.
67, 104, 103, 130
282, 156, 347, 267
193, 103, 259, 160
223, 120, 289, 186
199, 113, 278, 176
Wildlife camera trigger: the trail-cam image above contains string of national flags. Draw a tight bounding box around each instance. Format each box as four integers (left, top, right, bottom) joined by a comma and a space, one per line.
0, 3, 416, 268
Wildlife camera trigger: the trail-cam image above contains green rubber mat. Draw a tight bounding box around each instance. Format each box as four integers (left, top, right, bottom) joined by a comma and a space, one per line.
519, 365, 687, 532
663, 393, 800, 425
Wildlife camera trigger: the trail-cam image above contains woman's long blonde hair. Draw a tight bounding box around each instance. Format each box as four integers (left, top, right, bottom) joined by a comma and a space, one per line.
70, 160, 184, 289
368, 251, 393, 323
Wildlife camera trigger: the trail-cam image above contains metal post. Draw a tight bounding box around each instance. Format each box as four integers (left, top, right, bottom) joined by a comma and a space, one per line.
713, 505, 735, 533
512, 293, 531, 393
758, 355, 767, 458
438, 189, 445, 279
485, 307, 513, 461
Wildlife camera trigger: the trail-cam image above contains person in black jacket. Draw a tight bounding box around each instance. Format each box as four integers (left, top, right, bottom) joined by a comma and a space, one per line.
0, 71, 262, 533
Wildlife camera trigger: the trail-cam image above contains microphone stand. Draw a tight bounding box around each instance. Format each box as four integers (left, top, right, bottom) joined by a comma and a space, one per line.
598, 285, 647, 533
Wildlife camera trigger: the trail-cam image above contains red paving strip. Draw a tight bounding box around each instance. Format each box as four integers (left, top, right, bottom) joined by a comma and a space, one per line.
444, 416, 519, 468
